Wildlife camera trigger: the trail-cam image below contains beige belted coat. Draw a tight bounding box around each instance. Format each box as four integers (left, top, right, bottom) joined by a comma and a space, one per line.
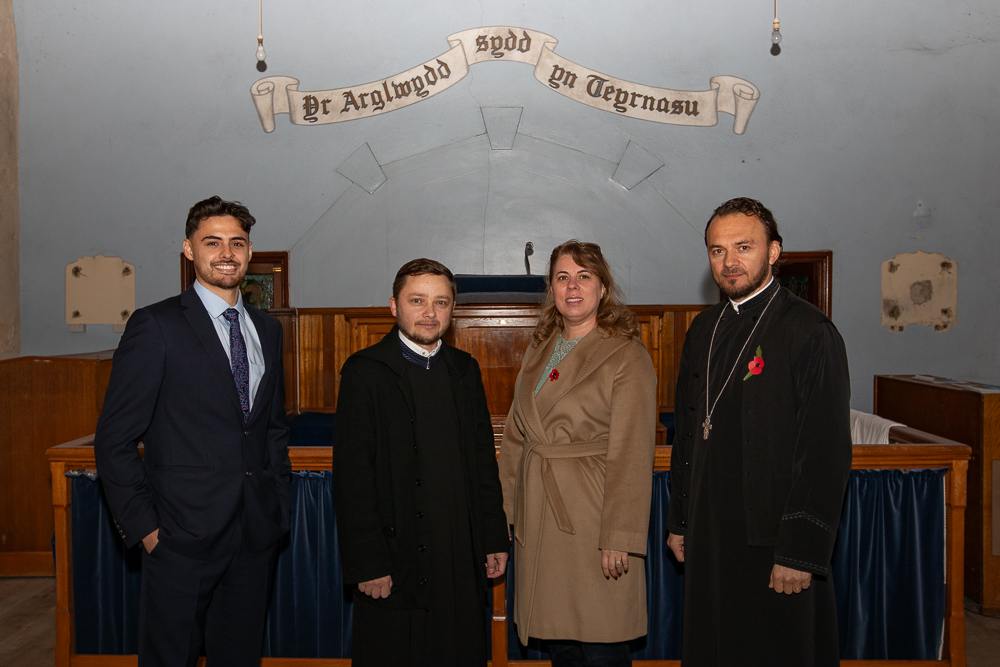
498, 328, 657, 644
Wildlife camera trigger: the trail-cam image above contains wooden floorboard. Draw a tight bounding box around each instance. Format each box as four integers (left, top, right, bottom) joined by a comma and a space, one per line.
1, 577, 998, 666
0, 577, 56, 667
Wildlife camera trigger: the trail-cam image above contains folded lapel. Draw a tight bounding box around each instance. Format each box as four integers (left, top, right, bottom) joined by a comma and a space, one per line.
516, 334, 558, 446
181, 288, 244, 419
534, 329, 630, 421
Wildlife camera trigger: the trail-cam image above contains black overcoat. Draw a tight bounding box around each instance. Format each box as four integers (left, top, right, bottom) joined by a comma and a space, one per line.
332, 326, 510, 608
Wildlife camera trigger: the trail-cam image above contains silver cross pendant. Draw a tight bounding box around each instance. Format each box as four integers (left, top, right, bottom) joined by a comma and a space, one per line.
702, 416, 712, 440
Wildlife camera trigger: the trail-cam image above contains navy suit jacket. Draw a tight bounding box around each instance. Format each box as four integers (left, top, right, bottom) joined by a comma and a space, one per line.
94, 286, 291, 560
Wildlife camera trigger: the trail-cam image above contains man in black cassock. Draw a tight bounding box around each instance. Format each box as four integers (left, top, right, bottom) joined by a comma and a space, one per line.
332, 258, 510, 666
666, 198, 852, 666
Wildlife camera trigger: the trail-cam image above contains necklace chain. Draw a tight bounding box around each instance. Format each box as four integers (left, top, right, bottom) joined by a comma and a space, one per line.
702, 288, 779, 440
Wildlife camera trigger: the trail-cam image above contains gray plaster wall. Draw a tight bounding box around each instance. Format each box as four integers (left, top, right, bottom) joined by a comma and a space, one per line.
13, 1, 1000, 409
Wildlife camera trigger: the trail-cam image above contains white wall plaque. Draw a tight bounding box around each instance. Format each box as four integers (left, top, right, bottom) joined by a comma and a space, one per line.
66, 255, 135, 326
881, 251, 957, 332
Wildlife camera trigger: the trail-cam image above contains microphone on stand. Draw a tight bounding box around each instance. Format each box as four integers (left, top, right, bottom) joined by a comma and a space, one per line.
524, 242, 534, 275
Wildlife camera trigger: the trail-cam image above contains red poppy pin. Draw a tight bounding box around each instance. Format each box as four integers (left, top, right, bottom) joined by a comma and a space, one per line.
549, 369, 559, 381
743, 346, 764, 381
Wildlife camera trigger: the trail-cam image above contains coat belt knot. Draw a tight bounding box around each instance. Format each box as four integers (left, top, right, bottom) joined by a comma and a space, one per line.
514, 438, 609, 545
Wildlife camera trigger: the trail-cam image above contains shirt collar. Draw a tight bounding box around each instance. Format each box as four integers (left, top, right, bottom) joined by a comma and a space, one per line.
193, 280, 246, 320
730, 276, 774, 314
398, 329, 443, 357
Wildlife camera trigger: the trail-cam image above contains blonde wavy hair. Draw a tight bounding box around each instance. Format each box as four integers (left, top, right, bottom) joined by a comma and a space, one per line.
532, 240, 639, 346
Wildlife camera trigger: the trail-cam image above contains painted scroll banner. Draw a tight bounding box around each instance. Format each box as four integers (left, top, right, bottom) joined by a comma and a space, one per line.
251, 27, 760, 135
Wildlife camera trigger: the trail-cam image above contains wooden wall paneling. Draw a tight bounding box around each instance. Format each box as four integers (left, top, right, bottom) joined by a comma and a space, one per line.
296, 312, 328, 412
0, 360, 17, 565
290, 305, 708, 420
298, 309, 343, 412
661, 306, 708, 414
671, 310, 692, 412
266, 309, 298, 413
320, 313, 341, 411
632, 308, 662, 414
342, 309, 396, 406
0, 356, 108, 575
450, 306, 539, 416
347, 312, 396, 355
344, 310, 394, 349
331, 313, 350, 410
658, 310, 675, 413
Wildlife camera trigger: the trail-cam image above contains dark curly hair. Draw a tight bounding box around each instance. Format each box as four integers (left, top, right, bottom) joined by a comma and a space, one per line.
705, 197, 783, 248
185, 196, 256, 239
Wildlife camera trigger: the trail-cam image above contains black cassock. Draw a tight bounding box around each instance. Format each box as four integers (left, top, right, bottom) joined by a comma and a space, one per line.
668, 281, 852, 667
352, 360, 487, 666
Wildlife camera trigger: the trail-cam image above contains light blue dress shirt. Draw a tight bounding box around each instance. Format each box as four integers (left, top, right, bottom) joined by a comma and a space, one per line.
192, 281, 265, 411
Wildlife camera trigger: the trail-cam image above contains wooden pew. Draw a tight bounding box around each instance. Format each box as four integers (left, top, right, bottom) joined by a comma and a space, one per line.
875, 375, 1000, 616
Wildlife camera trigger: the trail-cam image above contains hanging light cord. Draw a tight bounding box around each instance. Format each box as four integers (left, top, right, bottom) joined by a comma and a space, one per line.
770, 0, 782, 46
258, 0, 263, 45
255, 0, 267, 63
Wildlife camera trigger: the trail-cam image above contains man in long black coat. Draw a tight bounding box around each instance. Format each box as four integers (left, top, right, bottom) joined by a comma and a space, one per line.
332, 258, 510, 666
666, 198, 852, 666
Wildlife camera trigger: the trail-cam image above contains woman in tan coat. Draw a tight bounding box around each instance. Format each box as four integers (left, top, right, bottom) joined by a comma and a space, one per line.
498, 240, 657, 667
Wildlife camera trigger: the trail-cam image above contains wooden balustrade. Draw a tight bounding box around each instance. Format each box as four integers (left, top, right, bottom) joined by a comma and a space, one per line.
47, 436, 970, 667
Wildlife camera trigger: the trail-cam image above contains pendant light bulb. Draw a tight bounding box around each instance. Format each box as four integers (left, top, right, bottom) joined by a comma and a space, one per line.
256, 35, 266, 62
771, 19, 782, 44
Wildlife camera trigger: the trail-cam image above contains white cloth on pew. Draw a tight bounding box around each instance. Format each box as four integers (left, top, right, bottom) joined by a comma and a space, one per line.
850, 409, 903, 444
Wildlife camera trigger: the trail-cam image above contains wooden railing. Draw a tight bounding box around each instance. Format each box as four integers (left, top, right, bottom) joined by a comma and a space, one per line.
47, 436, 970, 667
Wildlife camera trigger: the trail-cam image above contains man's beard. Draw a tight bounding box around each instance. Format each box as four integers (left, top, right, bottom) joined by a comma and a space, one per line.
399, 320, 446, 347
716, 260, 771, 301
197, 260, 247, 290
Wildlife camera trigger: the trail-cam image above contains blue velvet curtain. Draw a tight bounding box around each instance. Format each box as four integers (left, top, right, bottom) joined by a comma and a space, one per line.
262, 471, 352, 657
70, 470, 354, 658
69, 471, 142, 654
69, 467, 945, 660
833, 468, 947, 660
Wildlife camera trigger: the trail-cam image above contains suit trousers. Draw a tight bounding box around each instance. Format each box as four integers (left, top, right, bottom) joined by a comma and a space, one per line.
138, 519, 277, 667
547, 640, 633, 667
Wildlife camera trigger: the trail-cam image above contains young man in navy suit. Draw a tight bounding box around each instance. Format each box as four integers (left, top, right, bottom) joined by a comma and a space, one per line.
95, 196, 291, 667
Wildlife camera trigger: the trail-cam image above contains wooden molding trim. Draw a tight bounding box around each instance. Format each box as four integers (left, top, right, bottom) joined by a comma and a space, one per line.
0, 551, 54, 576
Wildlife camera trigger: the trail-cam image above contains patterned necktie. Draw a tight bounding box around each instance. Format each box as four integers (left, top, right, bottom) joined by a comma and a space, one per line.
223, 308, 250, 422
